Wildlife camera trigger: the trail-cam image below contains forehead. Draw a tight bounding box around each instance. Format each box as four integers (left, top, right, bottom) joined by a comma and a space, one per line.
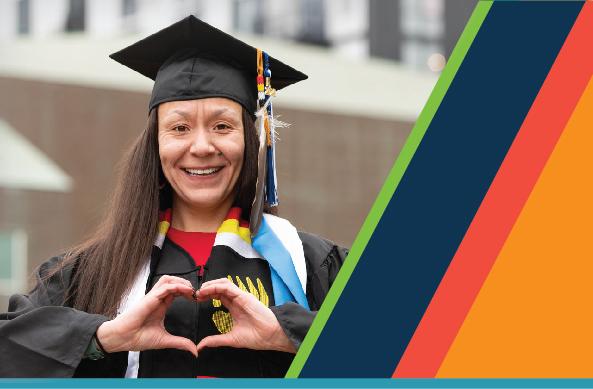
158, 98, 243, 119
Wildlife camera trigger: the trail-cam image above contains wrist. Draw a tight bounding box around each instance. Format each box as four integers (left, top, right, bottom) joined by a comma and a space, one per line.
96, 320, 124, 353
84, 334, 106, 360
269, 324, 297, 354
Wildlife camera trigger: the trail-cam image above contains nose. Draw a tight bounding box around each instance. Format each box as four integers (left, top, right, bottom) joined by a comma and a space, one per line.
189, 129, 216, 157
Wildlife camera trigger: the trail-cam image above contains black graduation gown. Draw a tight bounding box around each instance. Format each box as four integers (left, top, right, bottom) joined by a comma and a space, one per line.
0, 232, 347, 378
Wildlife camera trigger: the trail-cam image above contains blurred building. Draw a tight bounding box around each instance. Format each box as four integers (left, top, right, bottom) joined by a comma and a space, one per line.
0, 0, 475, 70
0, 0, 474, 308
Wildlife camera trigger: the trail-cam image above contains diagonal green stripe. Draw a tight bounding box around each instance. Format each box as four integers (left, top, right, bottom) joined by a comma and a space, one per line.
285, 0, 493, 378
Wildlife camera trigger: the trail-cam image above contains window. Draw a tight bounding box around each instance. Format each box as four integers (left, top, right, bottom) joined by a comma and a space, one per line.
0, 230, 27, 296
298, 0, 327, 46
17, 0, 30, 35
65, 0, 85, 32
400, 0, 445, 71
122, 0, 137, 16
233, 0, 263, 34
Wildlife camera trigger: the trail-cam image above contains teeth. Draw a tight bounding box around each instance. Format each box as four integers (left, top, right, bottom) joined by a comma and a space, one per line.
184, 167, 221, 176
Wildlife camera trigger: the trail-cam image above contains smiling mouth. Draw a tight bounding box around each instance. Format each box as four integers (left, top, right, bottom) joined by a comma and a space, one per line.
183, 167, 223, 176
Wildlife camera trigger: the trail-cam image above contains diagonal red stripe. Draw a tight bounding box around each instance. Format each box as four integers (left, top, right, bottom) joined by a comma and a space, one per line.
393, 1, 593, 378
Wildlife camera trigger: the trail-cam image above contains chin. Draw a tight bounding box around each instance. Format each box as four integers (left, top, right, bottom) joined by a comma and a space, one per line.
181, 192, 233, 211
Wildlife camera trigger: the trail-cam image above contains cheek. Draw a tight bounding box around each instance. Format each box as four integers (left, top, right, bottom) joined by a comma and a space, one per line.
230, 141, 245, 173
219, 135, 245, 169
158, 139, 185, 176
232, 142, 245, 166
159, 138, 181, 161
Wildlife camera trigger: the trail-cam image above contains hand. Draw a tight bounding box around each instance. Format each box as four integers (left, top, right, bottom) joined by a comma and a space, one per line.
96, 275, 197, 356
195, 277, 296, 355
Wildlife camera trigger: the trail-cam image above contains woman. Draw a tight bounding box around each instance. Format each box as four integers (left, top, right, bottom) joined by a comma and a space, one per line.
0, 16, 347, 377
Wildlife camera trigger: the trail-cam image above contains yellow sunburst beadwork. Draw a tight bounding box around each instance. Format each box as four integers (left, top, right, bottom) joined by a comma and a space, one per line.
235, 276, 247, 293
211, 275, 270, 333
256, 277, 269, 307
212, 310, 233, 334
246, 277, 259, 301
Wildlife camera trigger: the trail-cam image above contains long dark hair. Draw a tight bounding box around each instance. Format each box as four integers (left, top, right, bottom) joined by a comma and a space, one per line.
59, 107, 259, 317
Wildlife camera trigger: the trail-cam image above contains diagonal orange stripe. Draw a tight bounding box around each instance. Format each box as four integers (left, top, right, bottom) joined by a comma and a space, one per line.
438, 75, 593, 377
393, 1, 593, 378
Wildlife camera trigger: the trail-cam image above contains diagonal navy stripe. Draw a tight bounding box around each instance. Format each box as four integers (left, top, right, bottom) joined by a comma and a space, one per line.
299, 1, 583, 377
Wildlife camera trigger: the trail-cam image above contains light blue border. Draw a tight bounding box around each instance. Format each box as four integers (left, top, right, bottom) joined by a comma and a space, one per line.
1, 379, 593, 388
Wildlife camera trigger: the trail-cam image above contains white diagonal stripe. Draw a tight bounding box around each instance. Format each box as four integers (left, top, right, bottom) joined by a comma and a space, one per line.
214, 232, 262, 259
262, 214, 307, 293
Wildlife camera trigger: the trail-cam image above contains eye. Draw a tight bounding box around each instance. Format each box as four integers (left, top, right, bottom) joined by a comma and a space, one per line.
214, 123, 231, 132
173, 125, 190, 133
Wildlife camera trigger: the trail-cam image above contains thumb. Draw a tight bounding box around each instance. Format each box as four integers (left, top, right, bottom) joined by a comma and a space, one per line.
196, 333, 235, 355
160, 334, 198, 357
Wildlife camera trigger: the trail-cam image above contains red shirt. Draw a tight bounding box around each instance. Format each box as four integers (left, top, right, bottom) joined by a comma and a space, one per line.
166, 227, 216, 268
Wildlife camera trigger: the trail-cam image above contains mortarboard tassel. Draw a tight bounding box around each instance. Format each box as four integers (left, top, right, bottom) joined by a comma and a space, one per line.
251, 49, 269, 234
250, 50, 279, 234
263, 51, 278, 207
257, 50, 265, 101
250, 105, 268, 235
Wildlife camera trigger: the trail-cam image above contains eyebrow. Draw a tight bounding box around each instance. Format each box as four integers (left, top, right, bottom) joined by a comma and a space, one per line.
162, 106, 240, 121
211, 107, 233, 117
211, 107, 242, 123
165, 109, 191, 120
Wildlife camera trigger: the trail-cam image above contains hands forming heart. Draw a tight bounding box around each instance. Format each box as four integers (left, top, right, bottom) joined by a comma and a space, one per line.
96, 275, 296, 357
96, 275, 198, 356
210, 275, 269, 334
196, 277, 296, 355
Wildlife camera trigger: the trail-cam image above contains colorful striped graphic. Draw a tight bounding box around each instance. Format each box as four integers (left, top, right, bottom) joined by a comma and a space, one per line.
289, 0, 591, 378
286, 1, 494, 377
394, 1, 593, 377
437, 76, 593, 378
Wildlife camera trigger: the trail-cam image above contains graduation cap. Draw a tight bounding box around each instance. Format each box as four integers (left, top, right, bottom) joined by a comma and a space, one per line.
109, 15, 307, 114
109, 15, 307, 233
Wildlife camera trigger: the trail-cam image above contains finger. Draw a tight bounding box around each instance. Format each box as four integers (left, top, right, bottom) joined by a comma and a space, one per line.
151, 284, 194, 301
196, 333, 236, 355
154, 275, 193, 289
196, 283, 242, 302
159, 334, 198, 357
153, 274, 176, 287
196, 292, 234, 310
199, 278, 241, 295
163, 294, 175, 307
199, 277, 234, 290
